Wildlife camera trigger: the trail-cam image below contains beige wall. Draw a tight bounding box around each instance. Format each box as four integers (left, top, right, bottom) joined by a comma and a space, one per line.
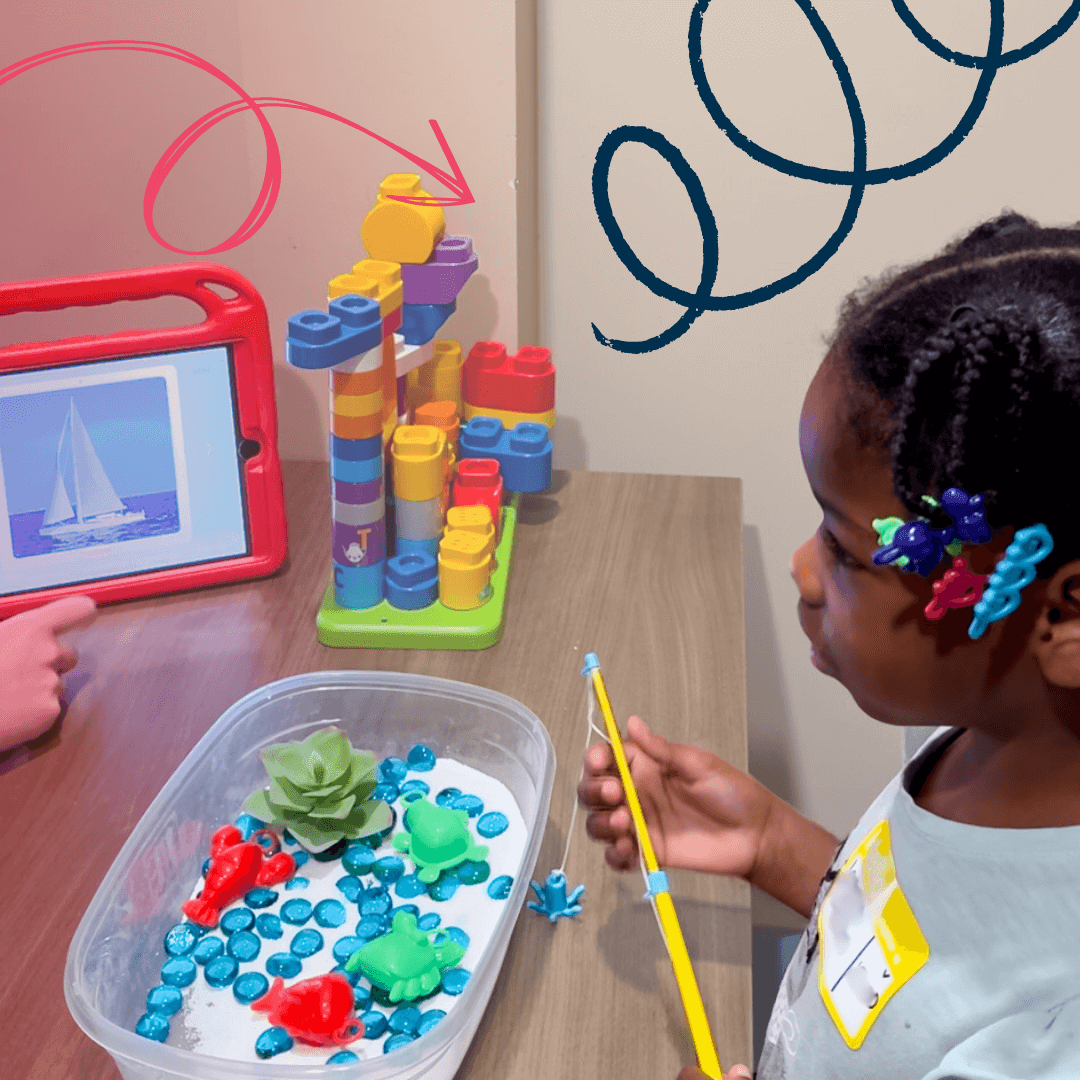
538, 0, 1080, 847
1, 0, 529, 461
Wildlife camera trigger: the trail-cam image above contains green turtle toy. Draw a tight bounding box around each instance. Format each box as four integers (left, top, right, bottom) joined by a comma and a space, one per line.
344, 910, 465, 1002
392, 795, 489, 884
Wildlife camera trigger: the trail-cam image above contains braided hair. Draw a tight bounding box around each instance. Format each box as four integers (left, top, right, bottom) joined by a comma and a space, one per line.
833, 212, 1080, 579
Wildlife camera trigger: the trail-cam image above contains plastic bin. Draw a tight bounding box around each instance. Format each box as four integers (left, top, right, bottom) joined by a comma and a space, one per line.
65, 671, 556, 1080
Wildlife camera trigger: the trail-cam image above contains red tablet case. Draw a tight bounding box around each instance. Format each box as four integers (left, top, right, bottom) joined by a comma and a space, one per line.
0, 263, 287, 618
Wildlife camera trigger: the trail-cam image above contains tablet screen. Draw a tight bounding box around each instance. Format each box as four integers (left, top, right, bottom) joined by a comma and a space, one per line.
0, 344, 250, 597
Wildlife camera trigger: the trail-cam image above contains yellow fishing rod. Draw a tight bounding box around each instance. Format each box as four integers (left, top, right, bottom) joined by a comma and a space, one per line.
582, 652, 723, 1080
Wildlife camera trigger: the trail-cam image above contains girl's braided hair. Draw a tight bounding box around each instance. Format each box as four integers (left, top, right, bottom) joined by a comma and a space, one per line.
834, 212, 1080, 580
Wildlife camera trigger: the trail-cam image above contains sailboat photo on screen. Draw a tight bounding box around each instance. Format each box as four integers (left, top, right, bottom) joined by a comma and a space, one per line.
40, 397, 147, 537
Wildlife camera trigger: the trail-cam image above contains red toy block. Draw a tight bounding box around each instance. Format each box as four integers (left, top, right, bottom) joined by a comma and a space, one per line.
462, 342, 554, 414
452, 458, 504, 540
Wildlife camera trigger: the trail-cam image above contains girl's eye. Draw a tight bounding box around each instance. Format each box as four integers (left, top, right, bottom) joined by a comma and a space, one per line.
822, 526, 860, 570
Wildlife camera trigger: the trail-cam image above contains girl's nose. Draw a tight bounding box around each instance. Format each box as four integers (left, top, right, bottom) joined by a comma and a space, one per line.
791, 536, 824, 606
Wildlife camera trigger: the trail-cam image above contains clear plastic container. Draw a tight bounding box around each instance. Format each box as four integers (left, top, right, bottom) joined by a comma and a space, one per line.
65, 671, 556, 1080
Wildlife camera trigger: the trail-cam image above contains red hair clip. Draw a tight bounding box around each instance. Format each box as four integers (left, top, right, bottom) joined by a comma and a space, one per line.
924, 556, 989, 621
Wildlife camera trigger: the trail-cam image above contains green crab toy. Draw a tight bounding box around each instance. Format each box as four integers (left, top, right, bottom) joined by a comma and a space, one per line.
344, 911, 465, 1002
392, 796, 488, 884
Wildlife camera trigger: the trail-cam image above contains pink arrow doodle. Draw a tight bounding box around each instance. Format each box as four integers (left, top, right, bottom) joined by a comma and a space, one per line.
0, 40, 475, 256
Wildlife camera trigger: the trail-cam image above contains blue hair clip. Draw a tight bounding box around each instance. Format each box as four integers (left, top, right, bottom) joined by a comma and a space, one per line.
968, 524, 1053, 639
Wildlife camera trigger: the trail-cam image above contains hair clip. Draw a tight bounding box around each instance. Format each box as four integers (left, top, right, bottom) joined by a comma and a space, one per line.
924, 557, 988, 621
968, 524, 1053, 639
872, 487, 989, 578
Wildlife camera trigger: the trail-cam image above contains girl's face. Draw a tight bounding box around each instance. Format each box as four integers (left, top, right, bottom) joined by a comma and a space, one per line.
791, 352, 1033, 728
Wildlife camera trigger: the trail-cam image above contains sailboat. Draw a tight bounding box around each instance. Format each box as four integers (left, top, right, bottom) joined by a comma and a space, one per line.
39, 397, 146, 537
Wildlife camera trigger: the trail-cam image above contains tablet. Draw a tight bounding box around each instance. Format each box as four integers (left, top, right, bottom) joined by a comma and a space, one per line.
0, 264, 287, 618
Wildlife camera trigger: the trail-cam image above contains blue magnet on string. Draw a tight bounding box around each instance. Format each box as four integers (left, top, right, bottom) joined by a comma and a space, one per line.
527, 869, 585, 922
643, 870, 670, 900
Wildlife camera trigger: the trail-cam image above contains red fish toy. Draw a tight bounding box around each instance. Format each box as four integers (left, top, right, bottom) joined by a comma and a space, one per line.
182, 824, 296, 928
251, 973, 365, 1045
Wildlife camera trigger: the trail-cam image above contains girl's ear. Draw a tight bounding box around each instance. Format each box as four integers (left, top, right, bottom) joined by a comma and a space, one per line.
1033, 567, 1080, 688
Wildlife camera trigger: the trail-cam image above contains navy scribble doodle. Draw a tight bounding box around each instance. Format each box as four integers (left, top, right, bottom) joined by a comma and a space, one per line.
591, 1, 1080, 354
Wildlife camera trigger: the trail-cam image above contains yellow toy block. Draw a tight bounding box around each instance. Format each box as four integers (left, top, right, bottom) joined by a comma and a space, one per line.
408, 339, 464, 413
391, 425, 447, 502
444, 504, 495, 563
362, 174, 446, 264
329, 259, 403, 317
331, 387, 382, 419
438, 531, 493, 610
462, 401, 555, 430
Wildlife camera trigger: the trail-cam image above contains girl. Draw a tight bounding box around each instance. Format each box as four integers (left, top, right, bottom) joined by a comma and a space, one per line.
579, 214, 1080, 1079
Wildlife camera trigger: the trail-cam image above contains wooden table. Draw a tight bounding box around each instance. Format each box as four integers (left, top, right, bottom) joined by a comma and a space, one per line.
1, 464, 751, 1079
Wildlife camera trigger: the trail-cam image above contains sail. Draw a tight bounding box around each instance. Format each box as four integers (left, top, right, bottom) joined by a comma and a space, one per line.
70, 401, 125, 520
42, 408, 75, 526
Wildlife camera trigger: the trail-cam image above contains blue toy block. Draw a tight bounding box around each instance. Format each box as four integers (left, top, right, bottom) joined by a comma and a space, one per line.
287, 295, 382, 370
333, 559, 384, 609
458, 417, 553, 494
395, 536, 440, 561
385, 552, 438, 610
331, 453, 383, 485
400, 300, 456, 347
331, 433, 383, 462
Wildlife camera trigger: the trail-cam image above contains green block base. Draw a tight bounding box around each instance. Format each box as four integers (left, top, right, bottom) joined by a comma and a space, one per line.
316, 495, 520, 650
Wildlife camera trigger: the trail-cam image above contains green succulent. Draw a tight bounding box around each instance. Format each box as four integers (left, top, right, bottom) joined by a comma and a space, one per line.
242, 726, 393, 853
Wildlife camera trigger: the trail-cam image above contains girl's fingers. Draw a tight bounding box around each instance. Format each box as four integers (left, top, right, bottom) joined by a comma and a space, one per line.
55, 643, 79, 675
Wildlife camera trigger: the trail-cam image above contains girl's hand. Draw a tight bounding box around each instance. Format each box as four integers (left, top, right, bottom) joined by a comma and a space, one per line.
0, 595, 97, 752
678, 1065, 752, 1080
577, 714, 778, 882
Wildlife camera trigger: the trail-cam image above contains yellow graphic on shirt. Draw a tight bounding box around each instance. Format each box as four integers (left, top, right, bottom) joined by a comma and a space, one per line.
817, 820, 929, 1049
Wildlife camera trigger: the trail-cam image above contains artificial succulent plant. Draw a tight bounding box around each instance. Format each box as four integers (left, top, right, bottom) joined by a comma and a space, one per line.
242, 727, 393, 852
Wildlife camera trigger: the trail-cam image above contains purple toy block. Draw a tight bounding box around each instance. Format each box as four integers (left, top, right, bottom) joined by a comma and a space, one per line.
332, 476, 383, 507
399, 236, 478, 305
332, 518, 385, 567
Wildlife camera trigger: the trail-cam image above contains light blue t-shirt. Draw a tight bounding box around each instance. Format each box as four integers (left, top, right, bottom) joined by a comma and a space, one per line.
758, 726, 1080, 1079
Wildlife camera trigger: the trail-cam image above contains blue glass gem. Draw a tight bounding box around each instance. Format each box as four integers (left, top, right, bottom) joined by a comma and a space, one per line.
202, 859, 211, 877
136, 1013, 170, 1041
204, 956, 239, 988
352, 983, 372, 1009
160, 957, 197, 988
244, 888, 279, 909
283, 829, 298, 846
395, 874, 427, 898
328, 1050, 359, 1064
372, 782, 400, 803
192, 936, 225, 965
291, 929, 324, 958
314, 899, 347, 927
360, 890, 392, 917
281, 898, 313, 925
391, 903, 420, 920
456, 860, 490, 885
164, 923, 199, 957
227, 930, 261, 963
435, 787, 461, 808
336, 876, 363, 903
388, 1005, 422, 1035
477, 811, 509, 838
234, 813, 266, 840
451, 794, 484, 817
255, 1027, 294, 1059
285, 877, 310, 891
416, 912, 441, 931
417, 1008, 447, 1036
444, 926, 470, 950
332, 936, 366, 964
343, 847, 376, 876
233, 971, 270, 1005
384, 1033, 417, 1052
400, 779, 430, 797
373, 856, 405, 883
441, 968, 470, 995
292, 850, 310, 867
255, 913, 283, 939
379, 757, 409, 784
487, 875, 513, 900
266, 952, 303, 978
406, 744, 436, 771
427, 874, 459, 902
146, 985, 183, 1016
220, 907, 256, 935
361, 1010, 389, 1039
356, 916, 390, 941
